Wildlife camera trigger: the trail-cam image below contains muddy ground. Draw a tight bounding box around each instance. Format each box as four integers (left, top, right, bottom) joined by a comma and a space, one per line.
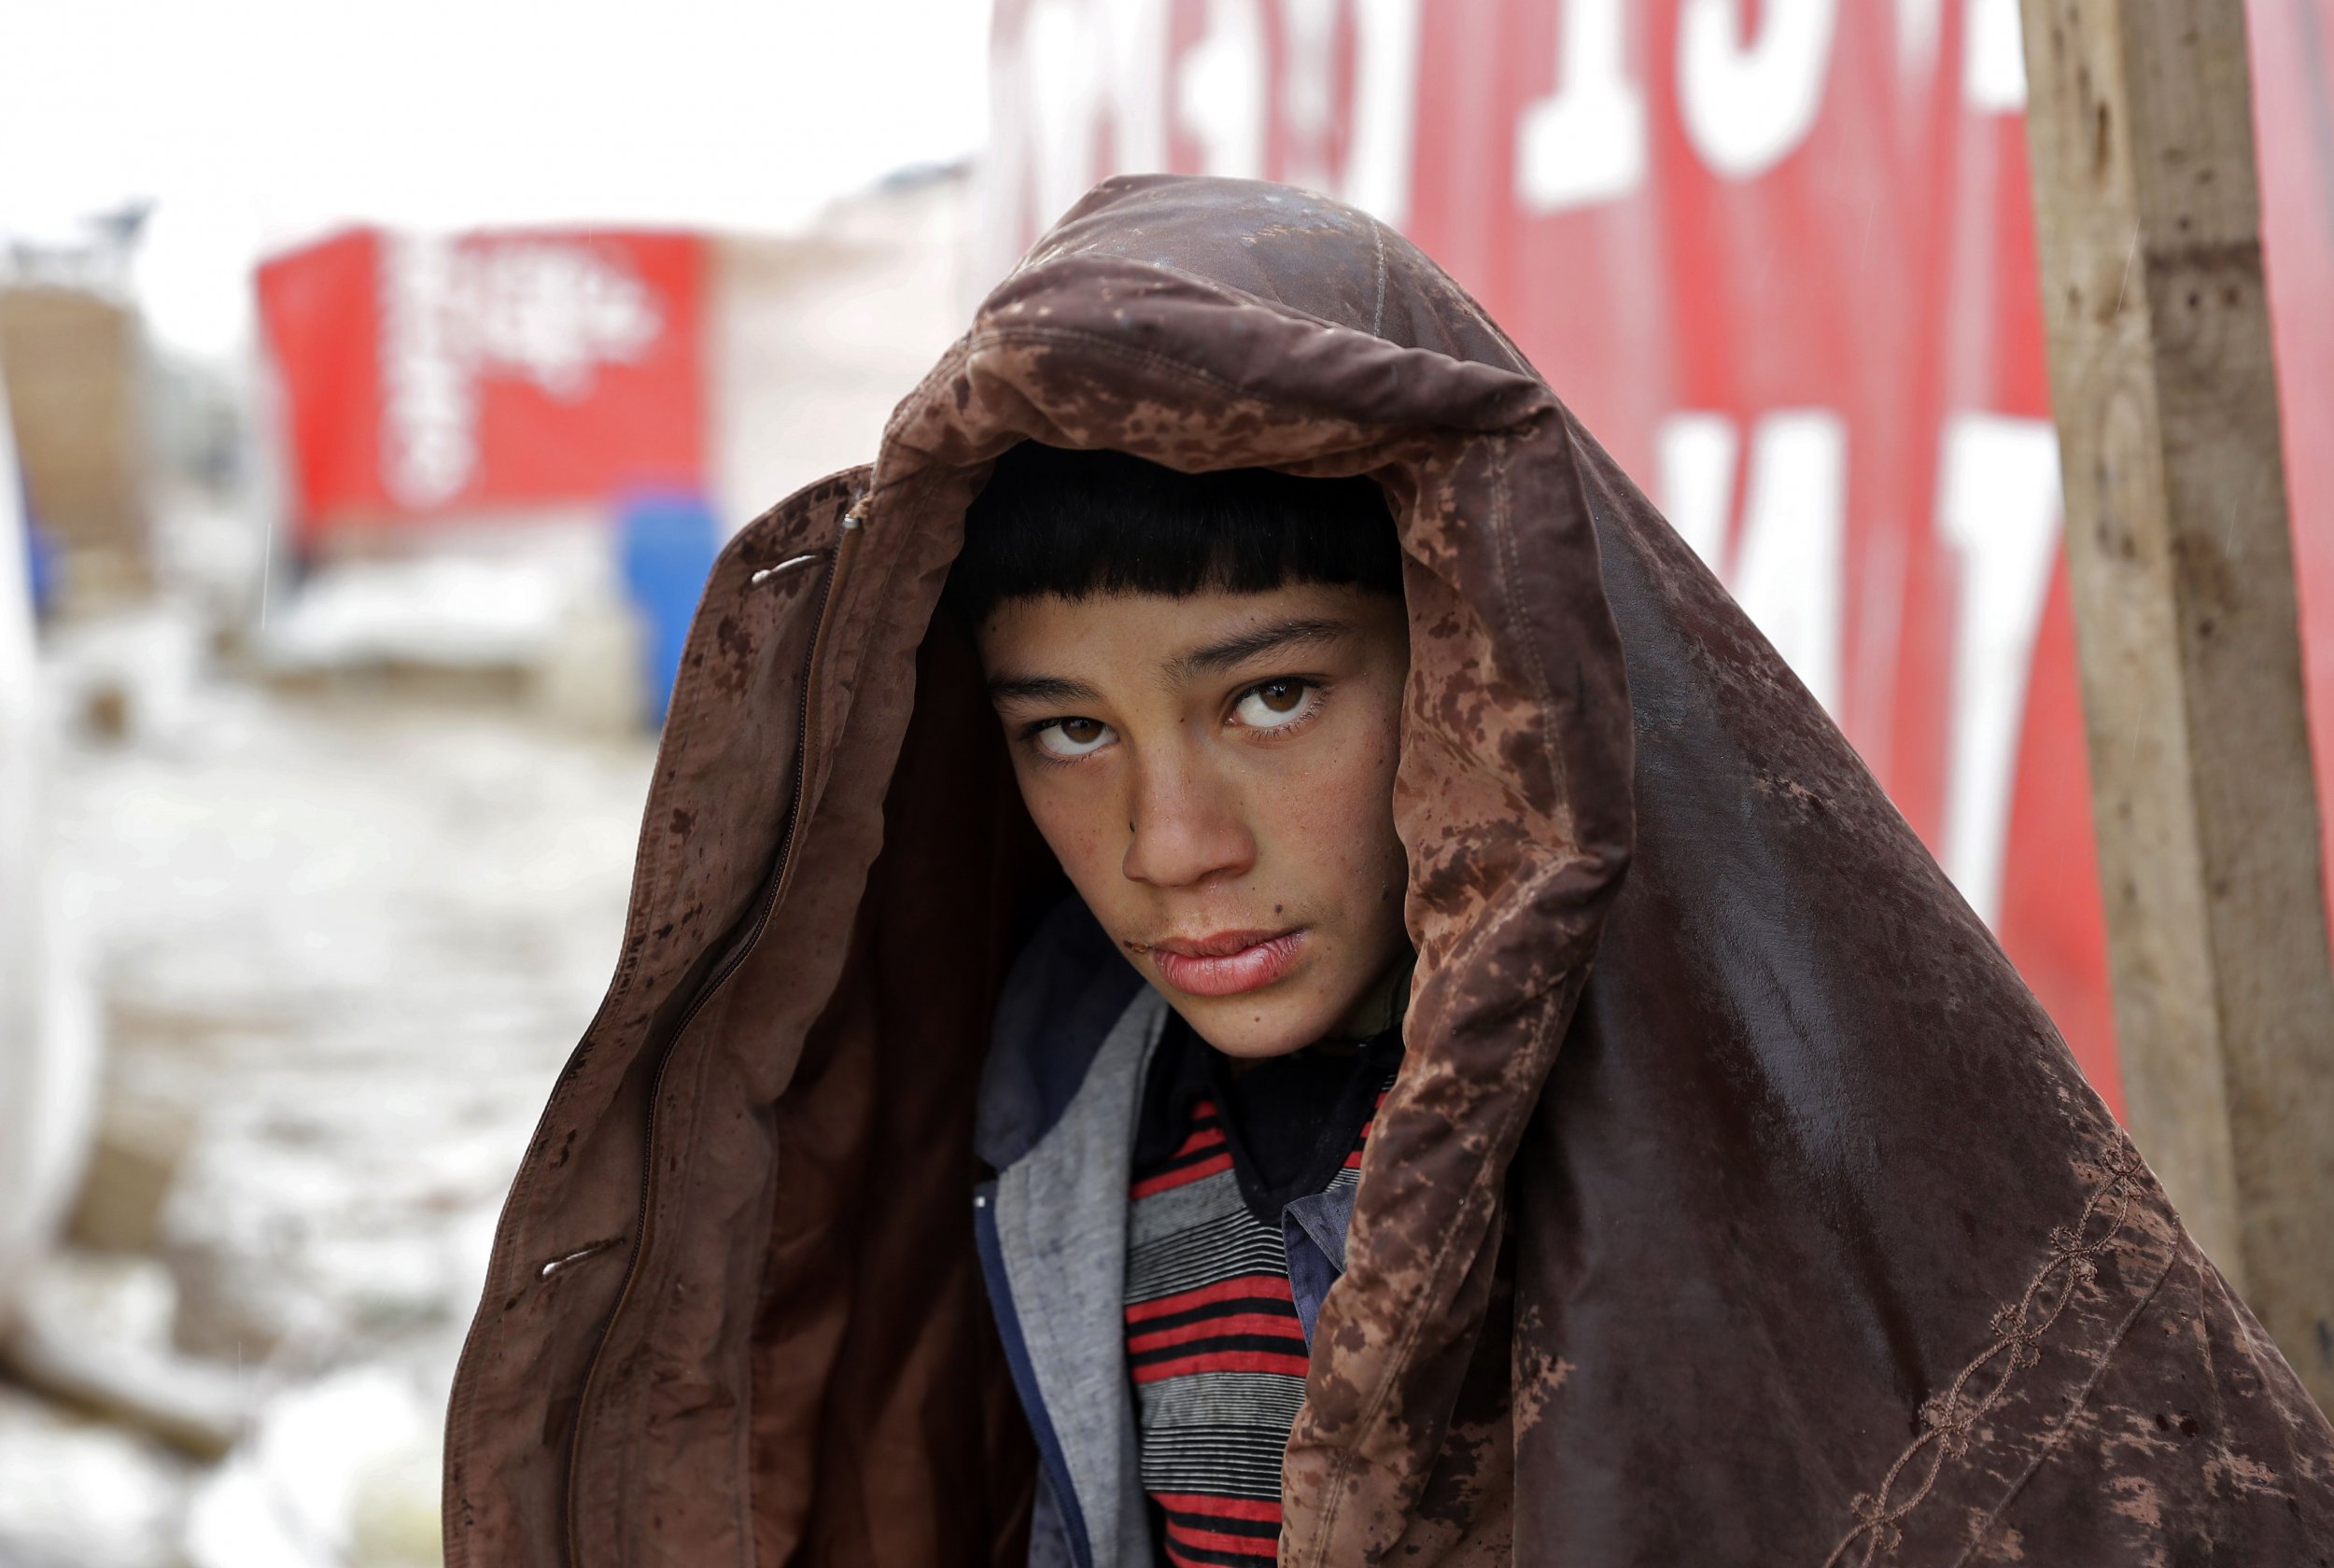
2, 668, 654, 1568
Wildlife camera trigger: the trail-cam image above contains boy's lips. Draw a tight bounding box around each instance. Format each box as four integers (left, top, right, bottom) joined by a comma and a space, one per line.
1133, 928, 1307, 998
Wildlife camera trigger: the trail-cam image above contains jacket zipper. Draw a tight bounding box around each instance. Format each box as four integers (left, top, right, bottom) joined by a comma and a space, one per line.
563, 500, 863, 1567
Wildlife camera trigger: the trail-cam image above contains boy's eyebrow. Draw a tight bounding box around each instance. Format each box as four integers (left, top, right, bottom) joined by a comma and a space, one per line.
1171, 615, 1352, 680
987, 673, 1104, 707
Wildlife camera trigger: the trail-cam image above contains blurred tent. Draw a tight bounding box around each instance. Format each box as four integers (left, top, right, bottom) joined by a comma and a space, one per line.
257, 168, 973, 548
258, 230, 706, 544
250, 168, 972, 725
978, 0, 2334, 1110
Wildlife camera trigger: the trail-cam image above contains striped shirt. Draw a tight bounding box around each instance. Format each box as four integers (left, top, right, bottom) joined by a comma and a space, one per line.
1124, 1031, 1390, 1568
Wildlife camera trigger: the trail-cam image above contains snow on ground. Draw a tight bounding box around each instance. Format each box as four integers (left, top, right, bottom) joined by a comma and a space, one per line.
3, 665, 654, 1566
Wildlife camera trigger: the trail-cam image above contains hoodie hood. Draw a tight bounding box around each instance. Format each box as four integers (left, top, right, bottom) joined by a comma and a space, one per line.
445, 175, 2334, 1568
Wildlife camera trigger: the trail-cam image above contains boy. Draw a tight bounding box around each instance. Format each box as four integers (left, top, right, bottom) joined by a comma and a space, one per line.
446, 175, 2334, 1568
946, 445, 1417, 1566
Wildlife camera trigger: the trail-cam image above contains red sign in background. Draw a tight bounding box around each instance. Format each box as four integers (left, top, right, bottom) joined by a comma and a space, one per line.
983, 0, 2334, 1107
259, 228, 706, 540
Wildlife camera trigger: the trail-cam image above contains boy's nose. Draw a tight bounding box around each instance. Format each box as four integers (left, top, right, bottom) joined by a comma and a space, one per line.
1120, 758, 1256, 889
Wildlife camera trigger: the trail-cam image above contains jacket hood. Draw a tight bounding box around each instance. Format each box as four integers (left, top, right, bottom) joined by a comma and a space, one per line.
445, 175, 2334, 1568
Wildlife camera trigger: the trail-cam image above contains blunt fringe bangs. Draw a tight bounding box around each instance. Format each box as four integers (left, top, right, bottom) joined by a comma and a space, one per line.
943, 442, 1401, 631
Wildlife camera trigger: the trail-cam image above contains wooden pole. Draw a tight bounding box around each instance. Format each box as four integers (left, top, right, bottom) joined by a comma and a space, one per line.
2018, 0, 2334, 1411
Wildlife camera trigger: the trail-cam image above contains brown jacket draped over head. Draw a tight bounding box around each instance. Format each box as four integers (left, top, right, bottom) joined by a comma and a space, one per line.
444, 175, 2334, 1567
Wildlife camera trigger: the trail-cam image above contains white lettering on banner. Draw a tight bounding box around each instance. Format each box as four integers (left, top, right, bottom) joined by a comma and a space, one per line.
1342, 0, 1422, 225
990, 0, 1416, 242
1516, 0, 1648, 213
1657, 411, 2062, 926
1678, 0, 1840, 180
383, 236, 474, 509
1655, 413, 1740, 567
1277, 0, 1425, 222
462, 244, 661, 400
986, 0, 1168, 263
1962, 0, 2029, 112
1729, 412, 1849, 714
1937, 414, 2062, 925
1179, 0, 1270, 178
379, 236, 662, 509
1654, 410, 1848, 715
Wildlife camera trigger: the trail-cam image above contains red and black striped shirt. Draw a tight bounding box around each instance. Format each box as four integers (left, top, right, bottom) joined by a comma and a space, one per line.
1123, 1024, 1395, 1568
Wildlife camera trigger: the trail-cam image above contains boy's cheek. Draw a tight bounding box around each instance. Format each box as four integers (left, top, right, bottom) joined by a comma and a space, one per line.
1019, 779, 1132, 914
1026, 792, 1108, 875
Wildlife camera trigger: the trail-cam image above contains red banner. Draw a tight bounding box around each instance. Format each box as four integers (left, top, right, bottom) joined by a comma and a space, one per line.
982, 0, 2334, 1108
259, 228, 706, 539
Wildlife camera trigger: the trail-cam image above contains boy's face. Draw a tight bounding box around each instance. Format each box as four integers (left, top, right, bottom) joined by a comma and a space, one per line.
977, 581, 1412, 1058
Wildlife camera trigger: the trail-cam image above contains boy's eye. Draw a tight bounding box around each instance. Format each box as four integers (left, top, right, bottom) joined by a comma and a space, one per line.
1232, 679, 1317, 730
1034, 716, 1114, 758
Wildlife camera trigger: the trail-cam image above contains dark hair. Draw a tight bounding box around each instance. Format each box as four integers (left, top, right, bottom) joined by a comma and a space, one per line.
943, 442, 1401, 630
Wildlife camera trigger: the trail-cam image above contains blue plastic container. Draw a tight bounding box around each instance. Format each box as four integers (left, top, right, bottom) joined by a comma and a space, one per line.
616, 490, 721, 728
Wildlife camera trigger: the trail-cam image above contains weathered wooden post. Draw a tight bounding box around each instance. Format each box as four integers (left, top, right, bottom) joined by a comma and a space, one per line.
2018, 0, 2334, 1410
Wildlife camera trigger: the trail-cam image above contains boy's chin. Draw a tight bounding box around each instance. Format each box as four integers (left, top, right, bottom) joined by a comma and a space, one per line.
1166, 991, 1357, 1060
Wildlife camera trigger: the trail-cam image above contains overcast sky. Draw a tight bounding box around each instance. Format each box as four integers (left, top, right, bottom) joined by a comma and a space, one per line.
0, 0, 993, 358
